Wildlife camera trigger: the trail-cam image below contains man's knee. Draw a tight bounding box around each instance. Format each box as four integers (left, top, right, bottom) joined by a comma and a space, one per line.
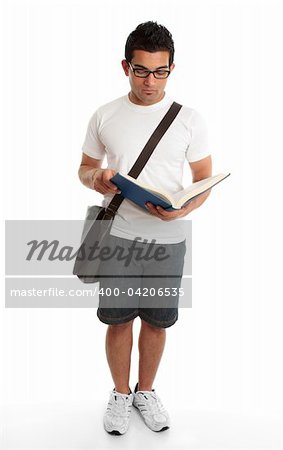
108, 319, 134, 330
140, 319, 165, 331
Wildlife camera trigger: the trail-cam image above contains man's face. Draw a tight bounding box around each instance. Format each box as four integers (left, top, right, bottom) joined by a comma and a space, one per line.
122, 49, 175, 106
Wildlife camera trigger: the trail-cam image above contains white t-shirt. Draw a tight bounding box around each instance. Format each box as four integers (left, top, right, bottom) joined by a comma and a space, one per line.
82, 93, 210, 243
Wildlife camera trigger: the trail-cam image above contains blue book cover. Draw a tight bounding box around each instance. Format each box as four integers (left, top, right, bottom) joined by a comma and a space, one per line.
110, 172, 230, 212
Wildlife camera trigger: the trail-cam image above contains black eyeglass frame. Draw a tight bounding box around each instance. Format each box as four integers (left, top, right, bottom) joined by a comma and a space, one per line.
127, 61, 171, 79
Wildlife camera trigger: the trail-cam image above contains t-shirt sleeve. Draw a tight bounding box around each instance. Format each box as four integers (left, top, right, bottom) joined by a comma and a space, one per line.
81, 110, 106, 159
185, 110, 210, 163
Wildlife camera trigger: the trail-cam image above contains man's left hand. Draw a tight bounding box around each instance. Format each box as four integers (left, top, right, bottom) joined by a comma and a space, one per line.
145, 200, 196, 221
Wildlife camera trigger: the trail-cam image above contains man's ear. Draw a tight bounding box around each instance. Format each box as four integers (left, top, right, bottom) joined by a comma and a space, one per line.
121, 59, 129, 76
170, 62, 175, 72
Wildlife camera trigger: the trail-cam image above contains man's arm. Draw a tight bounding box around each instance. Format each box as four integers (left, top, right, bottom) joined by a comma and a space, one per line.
146, 155, 212, 220
78, 153, 120, 195
189, 155, 212, 183
186, 154, 212, 211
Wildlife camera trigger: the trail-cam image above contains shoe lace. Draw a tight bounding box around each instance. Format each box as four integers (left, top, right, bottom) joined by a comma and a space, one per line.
140, 391, 166, 415
110, 392, 132, 418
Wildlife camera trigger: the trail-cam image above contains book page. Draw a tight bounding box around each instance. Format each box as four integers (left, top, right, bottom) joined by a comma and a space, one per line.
171, 174, 228, 208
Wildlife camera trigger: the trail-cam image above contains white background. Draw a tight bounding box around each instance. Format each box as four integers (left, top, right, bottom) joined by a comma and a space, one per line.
1, 0, 282, 448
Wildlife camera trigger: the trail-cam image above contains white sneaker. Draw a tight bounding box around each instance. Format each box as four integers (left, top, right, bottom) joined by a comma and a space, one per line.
103, 388, 133, 435
133, 383, 170, 432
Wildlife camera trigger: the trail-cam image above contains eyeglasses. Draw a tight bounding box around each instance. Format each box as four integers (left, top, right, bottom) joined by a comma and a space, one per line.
127, 61, 171, 79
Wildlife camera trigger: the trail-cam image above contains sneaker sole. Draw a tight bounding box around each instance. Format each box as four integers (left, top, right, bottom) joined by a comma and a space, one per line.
155, 426, 170, 432
133, 403, 170, 432
107, 430, 123, 435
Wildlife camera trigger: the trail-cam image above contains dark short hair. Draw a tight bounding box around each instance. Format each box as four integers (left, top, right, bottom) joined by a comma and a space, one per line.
125, 21, 175, 66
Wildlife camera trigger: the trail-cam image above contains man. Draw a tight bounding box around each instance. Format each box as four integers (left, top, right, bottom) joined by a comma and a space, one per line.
78, 21, 212, 435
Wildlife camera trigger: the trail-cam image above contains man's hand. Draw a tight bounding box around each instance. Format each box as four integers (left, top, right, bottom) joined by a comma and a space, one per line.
92, 168, 121, 195
78, 154, 121, 195
145, 189, 211, 221
145, 200, 195, 221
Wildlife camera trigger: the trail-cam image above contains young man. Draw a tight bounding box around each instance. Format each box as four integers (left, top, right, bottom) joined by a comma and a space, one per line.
78, 21, 212, 435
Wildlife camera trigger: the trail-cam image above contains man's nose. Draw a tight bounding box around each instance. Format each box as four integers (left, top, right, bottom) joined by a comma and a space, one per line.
144, 73, 156, 85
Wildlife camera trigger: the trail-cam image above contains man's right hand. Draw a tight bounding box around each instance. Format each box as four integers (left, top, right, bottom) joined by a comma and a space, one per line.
92, 168, 121, 195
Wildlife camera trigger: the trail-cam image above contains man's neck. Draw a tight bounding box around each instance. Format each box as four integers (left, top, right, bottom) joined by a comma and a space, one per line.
128, 91, 165, 106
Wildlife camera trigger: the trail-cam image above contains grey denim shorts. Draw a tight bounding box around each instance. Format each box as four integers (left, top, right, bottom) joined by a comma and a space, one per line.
96, 234, 186, 328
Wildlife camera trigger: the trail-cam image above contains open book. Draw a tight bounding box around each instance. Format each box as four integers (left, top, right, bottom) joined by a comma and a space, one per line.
110, 172, 230, 211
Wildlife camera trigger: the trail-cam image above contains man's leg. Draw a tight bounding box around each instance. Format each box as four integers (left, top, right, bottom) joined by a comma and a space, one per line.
105, 320, 134, 394
136, 239, 186, 391
137, 319, 166, 391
